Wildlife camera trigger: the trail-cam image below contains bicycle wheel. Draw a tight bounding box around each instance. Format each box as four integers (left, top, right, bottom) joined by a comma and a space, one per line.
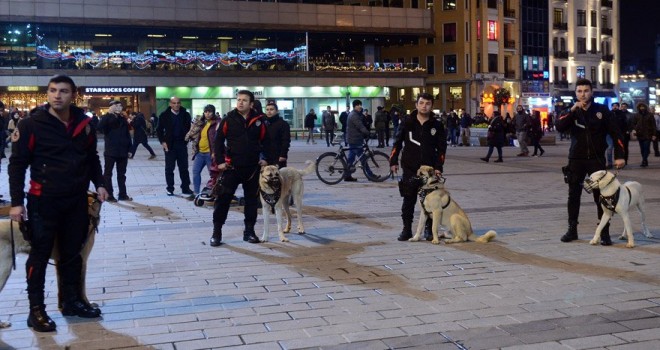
362, 150, 391, 182
316, 152, 348, 185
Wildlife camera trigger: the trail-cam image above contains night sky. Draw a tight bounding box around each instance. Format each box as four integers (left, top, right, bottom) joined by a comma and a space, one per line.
619, 0, 660, 73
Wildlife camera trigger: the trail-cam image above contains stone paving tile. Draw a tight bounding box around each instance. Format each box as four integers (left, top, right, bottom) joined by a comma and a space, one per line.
559, 334, 628, 349
608, 340, 660, 350
613, 327, 660, 342
173, 336, 244, 350
501, 342, 570, 350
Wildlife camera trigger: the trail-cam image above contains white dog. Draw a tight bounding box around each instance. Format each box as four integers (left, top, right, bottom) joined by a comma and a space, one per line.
259, 161, 315, 242
0, 192, 101, 328
584, 170, 653, 248
410, 165, 497, 244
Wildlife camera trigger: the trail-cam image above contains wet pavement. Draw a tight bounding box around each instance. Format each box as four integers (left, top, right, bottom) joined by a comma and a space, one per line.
0, 133, 659, 349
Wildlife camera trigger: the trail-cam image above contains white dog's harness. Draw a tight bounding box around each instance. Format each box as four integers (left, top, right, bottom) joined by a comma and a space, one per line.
600, 186, 631, 212
260, 176, 281, 214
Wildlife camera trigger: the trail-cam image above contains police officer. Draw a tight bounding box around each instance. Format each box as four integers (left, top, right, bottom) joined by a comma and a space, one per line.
389, 92, 447, 242
556, 78, 625, 245
9, 75, 109, 332
210, 90, 268, 246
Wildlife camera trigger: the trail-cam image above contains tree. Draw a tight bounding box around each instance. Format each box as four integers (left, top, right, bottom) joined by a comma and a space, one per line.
493, 87, 511, 111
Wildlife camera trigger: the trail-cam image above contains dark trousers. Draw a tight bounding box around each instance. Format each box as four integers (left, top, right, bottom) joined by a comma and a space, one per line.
130, 138, 155, 157
566, 158, 605, 225
385, 127, 390, 146
485, 145, 503, 160
164, 141, 191, 192
26, 193, 88, 306
623, 134, 631, 164
103, 155, 128, 197
653, 130, 660, 155
639, 139, 651, 162
213, 166, 260, 228
376, 129, 386, 147
532, 138, 545, 155
325, 130, 335, 147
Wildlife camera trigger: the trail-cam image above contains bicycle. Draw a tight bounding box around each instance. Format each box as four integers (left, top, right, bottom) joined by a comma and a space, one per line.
315, 142, 391, 185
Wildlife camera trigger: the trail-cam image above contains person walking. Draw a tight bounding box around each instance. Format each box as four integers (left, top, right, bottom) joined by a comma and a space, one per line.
620, 102, 634, 166
446, 111, 459, 147
390, 92, 447, 242
129, 112, 156, 159
9, 75, 108, 332
374, 106, 388, 148
339, 106, 349, 146
264, 101, 291, 168
157, 96, 193, 196
480, 111, 505, 163
210, 90, 268, 246
556, 78, 625, 245
344, 100, 371, 182
304, 108, 317, 144
459, 111, 472, 146
513, 105, 531, 156
391, 108, 401, 140
631, 102, 656, 168
321, 106, 336, 147
530, 110, 545, 157
97, 100, 133, 202
185, 104, 219, 195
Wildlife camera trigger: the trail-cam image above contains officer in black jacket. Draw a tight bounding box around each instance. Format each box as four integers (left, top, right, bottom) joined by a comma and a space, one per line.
9, 75, 109, 332
210, 90, 268, 246
389, 92, 447, 242
157, 96, 192, 196
556, 79, 625, 245
264, 101, 291, 168
97, 100, 132, 201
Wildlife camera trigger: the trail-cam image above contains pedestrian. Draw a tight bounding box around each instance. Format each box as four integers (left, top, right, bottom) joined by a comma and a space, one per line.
0, 101, 6, 202
157, 96, 193, 196
8, 74, 108, 332
653, 111, 660, 157
321, 106, 336, 147
210, 90, 268, 246
459, 111, 472, 146
384, 107, 392, 147
556, 78, 625, 245
390, 92, 447, 242
513, 105, 531, 156
480, 111, 505, 163
446, 111, 459, 147
344, 99, 371, 182
374, 106, 388, 148
339, 106, 349, 146
620, 102, 634, 166
97, 100, 133, 202
186, 104, 219, 195
264, 101, 291, 168
607, 102, 627, 169
391, 107, 401, 140
530, 110, 545, 157
304, 108, 317, 144
363, 108, 373, 131
630, 102, 656, 168
129, 112, 156, 160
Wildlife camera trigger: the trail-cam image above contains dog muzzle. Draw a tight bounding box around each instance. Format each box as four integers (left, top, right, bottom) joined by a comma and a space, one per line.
583, 178, 598, 194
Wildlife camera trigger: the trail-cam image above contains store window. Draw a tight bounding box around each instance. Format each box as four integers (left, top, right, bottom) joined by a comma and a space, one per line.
444, 54, 457, 73
426, 56, 435, 74
487, 21, 498, 41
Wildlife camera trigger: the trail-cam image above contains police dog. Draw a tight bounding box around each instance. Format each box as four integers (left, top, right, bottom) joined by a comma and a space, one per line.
0, 192, 102, 328
259, 161, 316, 242
410, 165, 497, 244
584, 170, 653, 248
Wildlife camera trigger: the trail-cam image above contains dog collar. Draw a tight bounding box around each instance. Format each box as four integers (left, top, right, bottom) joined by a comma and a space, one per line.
418, 188, 450, 215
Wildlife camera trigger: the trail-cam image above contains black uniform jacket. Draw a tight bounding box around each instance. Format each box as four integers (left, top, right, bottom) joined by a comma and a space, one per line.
556, 101, 624, 160
215, 109, 267, 168
9, 105, 104, 206
389, 110, 447, 173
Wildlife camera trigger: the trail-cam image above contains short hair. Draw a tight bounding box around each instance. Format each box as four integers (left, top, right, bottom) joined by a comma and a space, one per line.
266, 102, 278, 111
575, 78, 592, 89
416, 92, 434, 104
252, 100, 263, 114
237, 89, 255, 102
352, 99, 362, 108
48, 74, 77, 92
203, 104, 216, 114
621, 102, 629, 107
611, 102, 620, 108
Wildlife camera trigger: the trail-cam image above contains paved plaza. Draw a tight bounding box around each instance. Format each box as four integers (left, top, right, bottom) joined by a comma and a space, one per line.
0, 134, 659, 350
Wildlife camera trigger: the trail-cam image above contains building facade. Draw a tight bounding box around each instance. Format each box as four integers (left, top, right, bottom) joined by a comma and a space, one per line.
0, 0, 432, 127
549, 0, 618, 111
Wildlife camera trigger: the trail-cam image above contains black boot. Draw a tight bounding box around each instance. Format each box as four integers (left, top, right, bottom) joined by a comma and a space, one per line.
397, 220, 413, 241
61, 286, 101, 318
423, 219, 433, 241
210, 224, 223, 247
600, 223, 612, 246
560, 221, 578, 242
27, 305, 56, 332
243, 224, 261, 244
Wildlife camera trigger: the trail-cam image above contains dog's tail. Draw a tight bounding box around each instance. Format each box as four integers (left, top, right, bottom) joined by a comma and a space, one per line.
473, 230, 497, 243
299, 160, 316, 176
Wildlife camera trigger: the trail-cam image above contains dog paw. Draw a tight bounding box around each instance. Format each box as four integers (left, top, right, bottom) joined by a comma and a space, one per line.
0, 321, 11, 328
626, 242, 635, 248
589, 239, 599, 245
644, 232, 654, 239
619, 235, 627, 240
409, 237, 420, 242
283, 228, 291, 233
280, 237, 289, 242
261, 237, 269, 243
432, 239, 441, 244
298, 231, 305, 235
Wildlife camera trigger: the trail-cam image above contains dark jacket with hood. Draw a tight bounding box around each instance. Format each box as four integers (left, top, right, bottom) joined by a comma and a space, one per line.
632, 103, 656, 140
9, 104, 105, 206
389, 110, 447, 173
264, 113, 291, 165
97, 111, 131, 157
215, 109, 267, 168
556, 101, 624, 160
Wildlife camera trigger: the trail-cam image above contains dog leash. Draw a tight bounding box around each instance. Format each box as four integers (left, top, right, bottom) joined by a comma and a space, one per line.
9, 220, 17, 271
